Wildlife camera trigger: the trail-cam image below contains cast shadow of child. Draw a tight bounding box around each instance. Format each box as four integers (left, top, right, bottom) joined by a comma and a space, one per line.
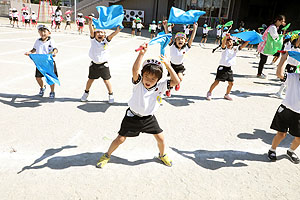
170, 147, 278, 170
77, 101, 128, 113
163, 94, 206, 107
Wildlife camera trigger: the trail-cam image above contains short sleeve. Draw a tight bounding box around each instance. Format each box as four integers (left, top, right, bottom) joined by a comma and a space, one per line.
33, 39, 39, 50
132, 74, 142, 84
268, 25, 279, 40
158, 79, 170, 93
50, 40, 57, 50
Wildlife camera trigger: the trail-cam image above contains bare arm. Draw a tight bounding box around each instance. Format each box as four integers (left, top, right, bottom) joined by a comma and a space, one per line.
107, 26, 122, 41
160, 55, 180, 87
132, 43, 147, 82
239, 41, 249, 50
188, 23, 198, 47
221, 34, 228, 49
296, 36, 300, 47
88, 17, 94, 38
24, 48, 36, 56
276, 52, 288, 79
162, 20, 168, 34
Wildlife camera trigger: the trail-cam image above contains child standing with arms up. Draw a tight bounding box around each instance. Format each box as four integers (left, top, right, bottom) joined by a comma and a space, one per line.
24, 25, 58, 98
163, 21, 198, 97
80, 17, 122, 103
96, 43, 180, 168
206, 34, 249, 101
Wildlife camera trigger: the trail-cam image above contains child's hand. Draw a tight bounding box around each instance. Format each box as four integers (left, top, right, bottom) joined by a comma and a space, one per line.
226, 33, 231, 39
159, 55, 170, 66
139, 43, 148, 55
162, 20, 167, 26
24, 51, 31, 56
116, 26, 122, 32
193, 22, 198, 29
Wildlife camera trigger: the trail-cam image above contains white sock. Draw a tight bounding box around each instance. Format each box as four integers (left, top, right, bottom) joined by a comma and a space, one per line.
288, 148, 294, 153
270, 148, 276, 152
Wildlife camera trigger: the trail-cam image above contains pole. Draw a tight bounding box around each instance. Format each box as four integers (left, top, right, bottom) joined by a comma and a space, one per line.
74, 0, 76, 22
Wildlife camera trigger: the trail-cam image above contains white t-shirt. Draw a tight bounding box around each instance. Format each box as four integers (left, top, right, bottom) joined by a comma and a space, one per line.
217, 29, 222, 36
219, 46, 240, 67
222, 31, 228, 38
169, 43, 190, 65
137, 23, 143, 29
268, 24, 279, 40
33, 37, 57, 54
168, 26, 172, 32
66, 16, 71, 21
132, 21, 136, 28
128, 76, 169, 116
12, 12, 18, 18
24, 14, 30, 20
77, 17, 85, 23
89, 37, 110, 64
203, 28, 208, 34
184, 25, 190, 35
284, 41, 292, 51
282, 73, 300, 114
150, 24, 157, 31
31, 14, 37, 20
287, 47, 300, 66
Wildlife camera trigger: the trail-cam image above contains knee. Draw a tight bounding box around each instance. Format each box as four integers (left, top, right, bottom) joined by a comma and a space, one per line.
115, 136, 126, 144
277, 132, 287, 138
294, 137, 300, 143
155, 134, 165, 144
229, 82, 233, 86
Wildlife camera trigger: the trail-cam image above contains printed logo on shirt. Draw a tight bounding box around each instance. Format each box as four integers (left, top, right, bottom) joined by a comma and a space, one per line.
218, 66, 223, 71
156, 96, 162, 104
277, 106, 284, 113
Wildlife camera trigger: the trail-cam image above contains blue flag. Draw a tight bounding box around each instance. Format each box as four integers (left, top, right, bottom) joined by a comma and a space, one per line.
168, 7, 205, 24
93, 5, 124, 29
232, 31, 263, 44
288, 51, 300, 62
29, 54, 60, 86
148, 33, 172, 56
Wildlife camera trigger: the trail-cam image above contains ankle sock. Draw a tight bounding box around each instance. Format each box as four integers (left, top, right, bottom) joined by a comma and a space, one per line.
270, 148, 276, 152
288, 148, 294, 153
85, 90, 89, 93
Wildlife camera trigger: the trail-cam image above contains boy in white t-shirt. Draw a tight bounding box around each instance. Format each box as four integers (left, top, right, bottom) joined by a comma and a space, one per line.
206, 34, 249, 101
12, 8, 19, 28
24, 25, 58, 98
215, 26, 222, 44
76, 13, 85, 34
24, 11, 30, 29
200, 24, 212, 47
96, 43, 180, 168
31, 11, 37, 28
131, 17, 136, 37
80, 17, 121, 103
163, 20, 198, 97
150, 20, 157, 39
268, 51, 300, 164
136, 21, 143, 36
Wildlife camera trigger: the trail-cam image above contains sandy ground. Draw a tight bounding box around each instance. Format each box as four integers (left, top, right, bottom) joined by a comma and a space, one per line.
0, 18, 300, 200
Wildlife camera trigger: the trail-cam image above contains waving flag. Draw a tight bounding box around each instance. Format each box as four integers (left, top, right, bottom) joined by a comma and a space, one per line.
288, 51, 300, 62
29, 54, 60, 86
232, 31, 263, 44
92, 5, 124, 29
224, 21, 233, 27
168, 7, 205, 24
148, 33, 172, 56
282, 23, 291, 31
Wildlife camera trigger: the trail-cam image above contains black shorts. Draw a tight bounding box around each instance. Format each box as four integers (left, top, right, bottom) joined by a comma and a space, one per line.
270, 105, 300, 137
55, 21, 61, 25
32, 20, 36, 24
286, 64, 297, 73
151, 30, 156, 34
168, 62, 186, 76
216, 35, 221, 40
66, 21, 71, 25
13, 17, 18, 21
202, 33, 208, 38
9, 16, 12, 20
35, 61, 58, 78
118, 109, 163, 137
137, 28, 141, 32
88, 61, 111, 80
131, 28, 136, 31
25, 19, 30, 24
78, 22, 83, 27
215, 65, 233, 82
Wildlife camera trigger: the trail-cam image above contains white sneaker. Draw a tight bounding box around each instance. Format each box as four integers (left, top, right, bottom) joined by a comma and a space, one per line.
275, 92, 283, 99
81, 92, 89, 102
257, 74, 267, 79
108, 94, 114, 104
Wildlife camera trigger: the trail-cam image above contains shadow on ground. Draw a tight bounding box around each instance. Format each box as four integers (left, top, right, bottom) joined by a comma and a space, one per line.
163, 94, 206, 106
77, 101, 127, 113
230, 90, 278, 99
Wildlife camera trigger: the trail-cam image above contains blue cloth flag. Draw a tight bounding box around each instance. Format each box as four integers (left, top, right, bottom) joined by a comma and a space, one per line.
29, 54, 60, 86
288, 51, 300, 62
232, 31, 263, 44
148, 33, 172, 56
168, 7, 205, 24
93, 5, 124, 29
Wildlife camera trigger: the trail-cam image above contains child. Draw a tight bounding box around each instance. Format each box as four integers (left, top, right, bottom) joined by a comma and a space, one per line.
184, 24, 190, 39
131, 17, 136, 37
157, 21, 162, 32
51, 14, 55, 29
136, 19, 143, 36
65, 14, 72, 30
24, 11, 30, 29
267, 51, 300, 164
54, 7, 62, 32
95, 43, 180, 168
276, 35, 300, 98
167, 23, 174, 34
215, 25, 222, 45
163, 21, 198, 97
24, 25, 58, 99
31, 11, 37, 28
77, 13, 85, 34
12, 8, 19, 28
9, 8, 12, 25
206, 34, 249, 101
150, 20, 157, 39
200, 24, 212, 47
80, 17, 122, 103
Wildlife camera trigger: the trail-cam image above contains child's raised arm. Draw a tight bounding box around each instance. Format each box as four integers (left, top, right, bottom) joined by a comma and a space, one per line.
188, 22, 198, 47
162, 20, 168, 34
107, 26, 122, 41
132, 43, 148, 82
160, 55, 180, 87
88, 17, 94, 38
239, 41, 249, 50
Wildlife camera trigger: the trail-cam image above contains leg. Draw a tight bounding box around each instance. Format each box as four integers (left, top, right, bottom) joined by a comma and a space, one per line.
226, 81, 233, 95
85, 79, 94, 91
50, 84, 55, 93
258, 53, 268, 76
106, 135, 126, 156
153, 133, 165, 157
208, 80, 220, 93
177, 73, 183, 82
271, 132, 287, 150
290, 137, 300, 151
36, 77, 44, 88
103, 79, 113, 94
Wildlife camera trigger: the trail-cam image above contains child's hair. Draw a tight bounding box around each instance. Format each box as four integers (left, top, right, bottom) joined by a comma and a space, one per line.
141, 59, 163, 81
272, 15, 285, 24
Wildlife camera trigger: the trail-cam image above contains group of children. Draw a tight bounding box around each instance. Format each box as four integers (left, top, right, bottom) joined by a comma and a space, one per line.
21, 12, 300, 167
9, 8, 38, 28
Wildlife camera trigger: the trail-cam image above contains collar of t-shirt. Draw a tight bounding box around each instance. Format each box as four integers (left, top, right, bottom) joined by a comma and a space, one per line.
91, 36, 111, 43
39, 37, 51, 42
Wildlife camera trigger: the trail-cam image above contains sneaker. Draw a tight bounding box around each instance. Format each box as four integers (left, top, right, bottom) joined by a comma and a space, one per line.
206, 92, 212, 100
175, 83, 180, 91
108, 94, 114, 104
287, 150, 300, 164
224, 94, 233, 101
49, 92, 55, 99
96, 153, 110, 168
165, 90, 171, 97
158, 154, 173, 167
275, 92, 283, 99
80, 91, 89, 102
257, 74, 267, 79
38, 86, 46, 97
267, 150, 277, 161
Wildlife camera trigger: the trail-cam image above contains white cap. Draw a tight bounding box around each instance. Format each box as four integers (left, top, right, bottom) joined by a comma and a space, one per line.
37, 24, 51, 32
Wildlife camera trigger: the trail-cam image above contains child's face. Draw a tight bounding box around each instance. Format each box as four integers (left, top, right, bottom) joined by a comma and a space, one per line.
142, 72, 159, 89
94, 30, 106, 41
226, 39, 233, 48
38, 29, 51, 41
175, 37, 186, 48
